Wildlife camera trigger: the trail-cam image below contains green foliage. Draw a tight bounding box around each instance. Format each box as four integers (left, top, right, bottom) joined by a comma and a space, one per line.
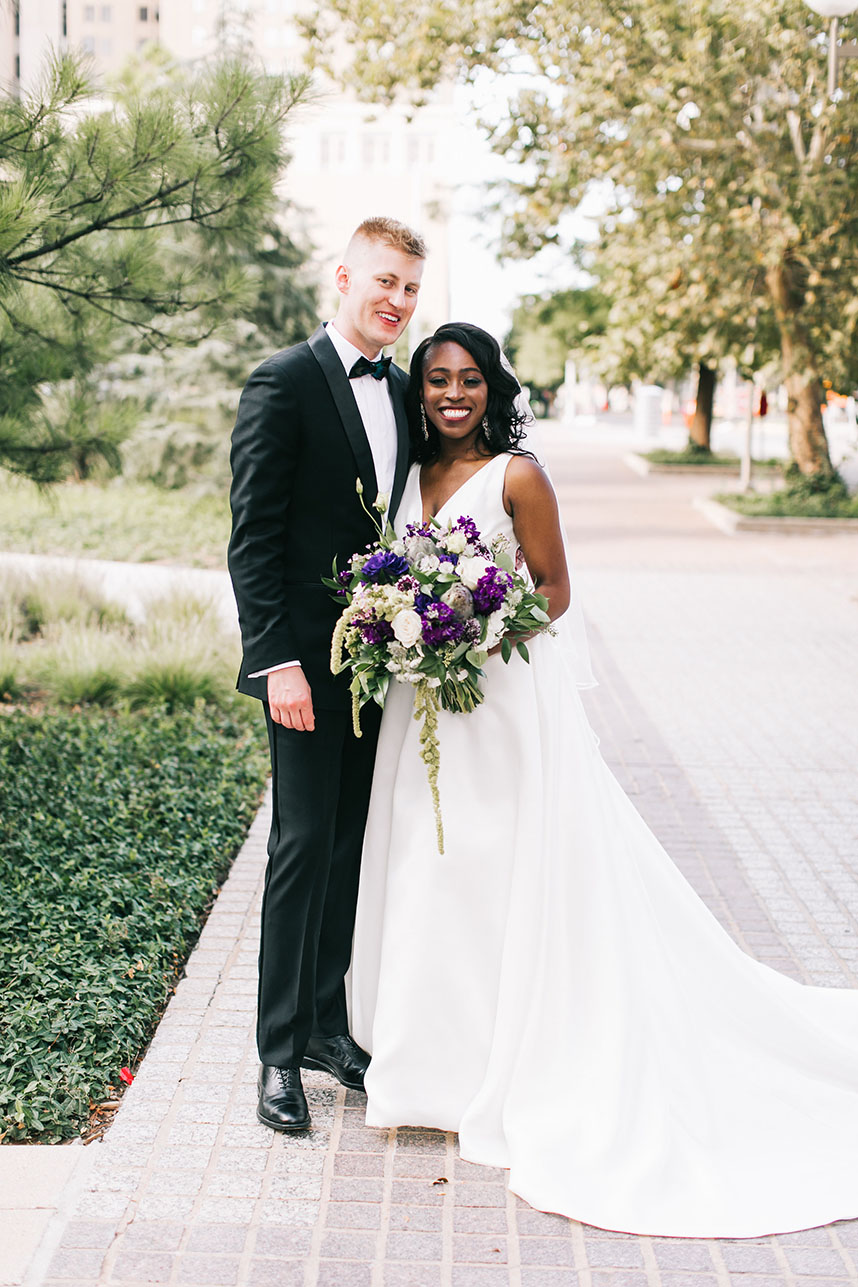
0, 474, 231, 566
309, 0, 858, 473
718, 470, 858, 518
0, 704, 268, 1141
643, 447, 782, 469
1, 572, 240, 711
506, 287, 610, 391
124, 664, 223, 713
0, 49, 310, 482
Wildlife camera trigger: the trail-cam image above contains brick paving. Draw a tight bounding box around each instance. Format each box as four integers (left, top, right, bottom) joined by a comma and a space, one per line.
35, 431, 858, 1286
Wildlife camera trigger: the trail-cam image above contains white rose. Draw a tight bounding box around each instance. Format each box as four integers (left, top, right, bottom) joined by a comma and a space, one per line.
391, 609, 423, 648
390, 539, 406, 556
439, 560, 455, 574
444, 530, 467, 554
457, 555, 493, 590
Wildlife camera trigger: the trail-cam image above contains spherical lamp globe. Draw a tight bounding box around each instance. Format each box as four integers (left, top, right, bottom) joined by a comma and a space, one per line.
805, 0, 858, 16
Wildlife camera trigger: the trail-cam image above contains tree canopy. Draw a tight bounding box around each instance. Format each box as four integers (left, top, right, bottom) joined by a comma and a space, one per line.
0, 51, 310, 481
304, 0, 858, 475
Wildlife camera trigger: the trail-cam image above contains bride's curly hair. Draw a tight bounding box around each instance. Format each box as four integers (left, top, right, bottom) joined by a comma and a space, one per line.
406, 322, 532, 463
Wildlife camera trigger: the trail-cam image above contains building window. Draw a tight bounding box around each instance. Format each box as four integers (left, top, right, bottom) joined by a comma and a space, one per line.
81, 35, 95, 51
138, 5, 148, 18
101, 37, 112, 53
84, 4, 95, 21
101, 5, 111, 20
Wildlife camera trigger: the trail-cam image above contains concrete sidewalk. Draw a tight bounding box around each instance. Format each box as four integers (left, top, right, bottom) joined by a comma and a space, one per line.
8, 431, 858, 1286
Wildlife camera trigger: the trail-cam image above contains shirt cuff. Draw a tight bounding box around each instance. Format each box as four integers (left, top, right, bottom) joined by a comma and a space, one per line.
247, 661, 301, 678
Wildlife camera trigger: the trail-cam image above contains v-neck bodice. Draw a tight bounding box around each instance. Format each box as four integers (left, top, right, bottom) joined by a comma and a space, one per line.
395, 453, 515, 547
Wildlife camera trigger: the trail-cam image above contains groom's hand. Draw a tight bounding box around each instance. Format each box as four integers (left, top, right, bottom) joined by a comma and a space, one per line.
268, 667, 315, 732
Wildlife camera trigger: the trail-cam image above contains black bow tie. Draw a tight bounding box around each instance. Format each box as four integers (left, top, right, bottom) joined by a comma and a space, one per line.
349, 354, 391, 381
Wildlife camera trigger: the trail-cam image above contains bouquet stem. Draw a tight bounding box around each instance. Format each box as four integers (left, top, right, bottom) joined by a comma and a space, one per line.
413, 681, 444, 854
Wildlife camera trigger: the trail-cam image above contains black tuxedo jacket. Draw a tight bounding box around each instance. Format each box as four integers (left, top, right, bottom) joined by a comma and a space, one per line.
227, 325, 411, 711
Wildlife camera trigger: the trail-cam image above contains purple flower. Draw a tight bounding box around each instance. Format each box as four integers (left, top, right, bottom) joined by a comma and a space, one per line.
360, 550, 410, 583
453, 516, 490, 556
472, 566, 513, 615
420, 601, 465, 647
359, 619, 394, 645
397, 575, 420, 593
414, 591, 436, 613
405, 520, 436, 540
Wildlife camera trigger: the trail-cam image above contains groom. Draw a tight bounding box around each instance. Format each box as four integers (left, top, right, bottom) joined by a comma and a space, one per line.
228, 217, 426, 1130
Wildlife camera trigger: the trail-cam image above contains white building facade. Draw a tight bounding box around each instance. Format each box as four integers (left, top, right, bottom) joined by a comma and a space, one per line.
3, 0, 457, 339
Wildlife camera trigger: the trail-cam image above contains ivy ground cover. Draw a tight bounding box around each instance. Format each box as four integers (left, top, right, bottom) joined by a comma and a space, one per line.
0, 704, 268, 1141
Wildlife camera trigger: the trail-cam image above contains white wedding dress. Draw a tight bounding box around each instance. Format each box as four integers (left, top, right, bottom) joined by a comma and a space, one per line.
350, 452, 858, 1239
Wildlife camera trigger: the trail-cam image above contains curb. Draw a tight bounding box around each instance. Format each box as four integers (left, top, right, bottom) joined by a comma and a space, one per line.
693, 496, 858, 535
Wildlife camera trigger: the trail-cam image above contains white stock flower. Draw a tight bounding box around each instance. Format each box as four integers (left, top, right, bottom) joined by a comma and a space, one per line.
457, 556, 493, 590
484, 610, 506, 650
418, 554, 440, 573
391, 609, 423, 648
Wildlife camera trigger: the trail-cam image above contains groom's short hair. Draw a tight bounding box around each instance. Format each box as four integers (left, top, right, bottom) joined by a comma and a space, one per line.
349, 217, 427, 260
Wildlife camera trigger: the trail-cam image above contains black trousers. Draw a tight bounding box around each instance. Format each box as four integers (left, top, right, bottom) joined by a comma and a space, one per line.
257, 702, 381, 1068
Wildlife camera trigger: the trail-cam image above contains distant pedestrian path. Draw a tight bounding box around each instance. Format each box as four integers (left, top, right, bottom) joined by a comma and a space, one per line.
0, 551, 238, 633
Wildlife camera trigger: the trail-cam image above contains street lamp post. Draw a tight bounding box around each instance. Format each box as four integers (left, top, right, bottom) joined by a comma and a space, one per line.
804, 0, 858, 97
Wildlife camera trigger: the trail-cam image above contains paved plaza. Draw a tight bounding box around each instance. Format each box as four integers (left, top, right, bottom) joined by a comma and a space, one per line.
10, 429, 858, 1286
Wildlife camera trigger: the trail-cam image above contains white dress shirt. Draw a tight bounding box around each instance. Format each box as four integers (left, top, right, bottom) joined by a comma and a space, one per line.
248, 321, 398, 678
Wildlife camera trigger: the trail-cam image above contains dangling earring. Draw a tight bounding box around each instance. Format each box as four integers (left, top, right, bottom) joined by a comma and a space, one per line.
482, 415, 491, 444
420, 403, 429, 442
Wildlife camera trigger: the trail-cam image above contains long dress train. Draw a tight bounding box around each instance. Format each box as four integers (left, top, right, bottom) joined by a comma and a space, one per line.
350, 452, 858, 1239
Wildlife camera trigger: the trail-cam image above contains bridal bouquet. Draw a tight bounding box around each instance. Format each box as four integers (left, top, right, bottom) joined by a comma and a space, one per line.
326, 482, 552, 852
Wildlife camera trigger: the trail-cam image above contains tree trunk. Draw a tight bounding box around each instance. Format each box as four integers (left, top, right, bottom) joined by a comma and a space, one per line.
688, 362, 715, 450
765, 262, 833, 478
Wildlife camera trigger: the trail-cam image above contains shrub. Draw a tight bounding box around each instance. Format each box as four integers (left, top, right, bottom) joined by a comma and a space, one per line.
717, 467, 858, 519
0, 583, 239, 712
643, 447, 781, 469
0, 704, 268, 1142
124, 663, 224, 712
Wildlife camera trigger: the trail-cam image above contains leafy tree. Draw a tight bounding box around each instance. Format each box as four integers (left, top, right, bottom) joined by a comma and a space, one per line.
506, 286, 610, 402
586, 213, 780, 447
303, 0, 858, 478
0, 50, 309, 481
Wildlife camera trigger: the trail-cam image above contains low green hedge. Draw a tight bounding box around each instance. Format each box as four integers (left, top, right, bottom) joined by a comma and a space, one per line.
643, 447, 781, 469
0, 703, 268, 1142
716, 468, 858, 519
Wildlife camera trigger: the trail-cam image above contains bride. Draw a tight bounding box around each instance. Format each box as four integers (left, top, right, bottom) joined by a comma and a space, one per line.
349, 322, 858, 1239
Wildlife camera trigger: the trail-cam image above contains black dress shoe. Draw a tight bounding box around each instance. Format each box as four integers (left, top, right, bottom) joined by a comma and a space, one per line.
257, 1065, 311, 1131
301, 1034, 370, 1090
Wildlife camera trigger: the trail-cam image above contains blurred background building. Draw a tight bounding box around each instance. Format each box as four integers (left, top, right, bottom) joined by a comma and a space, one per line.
1, 0, 570, 339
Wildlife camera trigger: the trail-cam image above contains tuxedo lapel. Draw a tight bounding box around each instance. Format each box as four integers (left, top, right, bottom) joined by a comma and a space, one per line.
308, 325, 378, 499
388, 368, 411, 521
